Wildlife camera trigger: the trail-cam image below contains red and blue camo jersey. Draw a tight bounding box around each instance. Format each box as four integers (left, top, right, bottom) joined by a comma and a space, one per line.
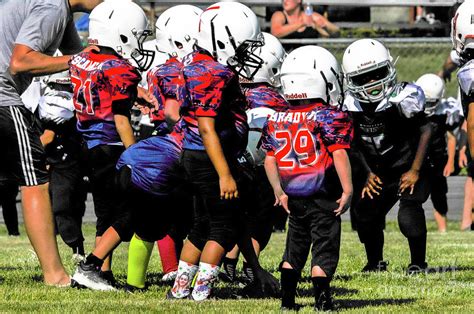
147, 57, 185, 135
262, 103, 353, 197
69, 52, 141, 149
243, 83, 289, 111
180, 48, 249, 157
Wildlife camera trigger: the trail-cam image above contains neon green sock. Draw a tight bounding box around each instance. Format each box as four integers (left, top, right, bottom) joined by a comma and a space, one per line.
127, 234, 154, 289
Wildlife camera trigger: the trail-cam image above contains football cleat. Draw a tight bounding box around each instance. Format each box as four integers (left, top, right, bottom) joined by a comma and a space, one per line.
72, 261, 116, 291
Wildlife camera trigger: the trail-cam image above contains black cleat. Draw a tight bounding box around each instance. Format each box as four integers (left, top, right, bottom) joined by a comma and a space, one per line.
314, 289, 334, 311
406, 262, 428, 275
362, 260, 388, 272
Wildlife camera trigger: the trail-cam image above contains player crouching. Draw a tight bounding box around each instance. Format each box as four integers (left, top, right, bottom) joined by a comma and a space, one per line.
262, 46, 353, 311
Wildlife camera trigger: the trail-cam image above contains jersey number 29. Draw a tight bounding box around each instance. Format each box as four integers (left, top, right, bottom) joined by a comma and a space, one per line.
274, 129, 318, 169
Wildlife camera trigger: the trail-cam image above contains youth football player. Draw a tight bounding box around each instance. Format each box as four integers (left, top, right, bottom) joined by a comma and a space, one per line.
70, 0, 155, 290
342, 39, 432, 274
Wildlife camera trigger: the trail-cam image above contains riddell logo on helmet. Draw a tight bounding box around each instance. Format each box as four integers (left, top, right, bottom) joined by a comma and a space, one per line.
285, 93, 307, 99
359, 61, 374, 68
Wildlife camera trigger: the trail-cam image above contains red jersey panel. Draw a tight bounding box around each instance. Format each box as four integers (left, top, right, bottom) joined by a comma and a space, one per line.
262, 103, 353, 197
69, 51, 140, 148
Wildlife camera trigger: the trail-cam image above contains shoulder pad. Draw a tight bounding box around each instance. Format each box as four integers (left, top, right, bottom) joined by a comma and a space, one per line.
437, 97, 464, 126
389, 83, 425, 118
457, 60, 474, 96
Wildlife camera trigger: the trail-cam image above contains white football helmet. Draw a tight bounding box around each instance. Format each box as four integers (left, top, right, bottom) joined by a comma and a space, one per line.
280, 45, 343, 107
196, 2, 264, 80
342, 39, 397, 103
250, 32, 286, 87
451, 0, 474, 61
415, 73, 445, 116
88, 1, 155, 71
155, 5, 203, 60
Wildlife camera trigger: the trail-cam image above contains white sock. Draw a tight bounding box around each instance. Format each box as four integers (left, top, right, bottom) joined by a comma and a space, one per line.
170, 260, 198, 298
191, 262, 220, 301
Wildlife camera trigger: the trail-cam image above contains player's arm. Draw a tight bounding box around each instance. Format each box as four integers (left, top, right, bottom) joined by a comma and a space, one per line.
164, 98, 180, 128
444, 130, 457, 177
399, 121, 432, 194
114, 114, 135, 149
198, 116, 238, 200
332, 149, 352, 216
264, 155, 289, 213
459, 120, 468, 168
10, 44, 98, 76
10, 45, 72, 76
468, 103, 474, 157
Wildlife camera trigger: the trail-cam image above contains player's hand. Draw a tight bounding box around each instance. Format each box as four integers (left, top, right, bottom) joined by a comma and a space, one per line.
443, 161, 455, 177
82, 45, 100, 53
135, 103, 151, 115
361, 172, 383, 199
273, 188, 289, 213
334, 191, 352, 216
459, 150, 468, 168
219, 175, 238, 200
399, 169, 419, 195
253, 266, 280, 297
137, 86, 156, 105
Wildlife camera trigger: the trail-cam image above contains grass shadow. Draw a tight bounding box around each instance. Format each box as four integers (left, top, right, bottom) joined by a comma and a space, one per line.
336, 297, 416, 310
296, 286, 358, 298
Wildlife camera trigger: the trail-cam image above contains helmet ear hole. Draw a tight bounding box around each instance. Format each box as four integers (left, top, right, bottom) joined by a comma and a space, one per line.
120, 35, 128, 44
327, 83, 334, 91
174, 41, 183, 49
217, 40, 226, 50
272, 68, 278, 75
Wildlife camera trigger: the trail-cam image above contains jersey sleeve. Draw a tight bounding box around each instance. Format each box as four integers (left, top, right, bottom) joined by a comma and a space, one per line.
318, 109, 353, 153
15, 3, 67, 52
107, 62, 141, 116
260, 117, 279, 157
185, 65, 232, 118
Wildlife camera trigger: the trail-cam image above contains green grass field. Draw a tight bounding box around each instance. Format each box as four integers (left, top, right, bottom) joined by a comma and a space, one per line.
0, 221, 472, 312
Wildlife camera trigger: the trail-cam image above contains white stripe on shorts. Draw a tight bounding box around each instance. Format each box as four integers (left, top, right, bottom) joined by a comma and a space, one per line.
10, 106, 37, 186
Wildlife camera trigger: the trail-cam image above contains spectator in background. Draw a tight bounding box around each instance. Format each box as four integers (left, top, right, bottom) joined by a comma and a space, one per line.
271, 0, 339, 39
0, 181, 20, 236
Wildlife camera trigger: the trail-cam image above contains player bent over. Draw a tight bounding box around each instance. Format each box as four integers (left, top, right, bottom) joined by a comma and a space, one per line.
262, 46, 353, 311
416, 74, 463, 232
222, 32, 289, 283
70, 1, 155, 290
342, 39, 432, 274
117, 4, 202, 291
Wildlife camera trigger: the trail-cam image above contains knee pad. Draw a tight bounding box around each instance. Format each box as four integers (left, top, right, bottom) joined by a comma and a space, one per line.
398, 200, 427, 238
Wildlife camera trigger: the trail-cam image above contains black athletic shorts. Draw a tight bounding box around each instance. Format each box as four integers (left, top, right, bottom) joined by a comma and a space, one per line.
0, 106, 48, 186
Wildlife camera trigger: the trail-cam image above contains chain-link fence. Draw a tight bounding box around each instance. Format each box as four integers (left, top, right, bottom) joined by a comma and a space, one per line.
281, 37, 458, 97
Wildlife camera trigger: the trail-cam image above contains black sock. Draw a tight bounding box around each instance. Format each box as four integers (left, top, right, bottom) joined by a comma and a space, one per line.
242, 261, 254, 282
85, 253, 103, 268
364, 231, 384, 265
312, 276, 330, 298
71, 241, 85, 256
280, 268, 299, 309
408, 234, 427, 266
